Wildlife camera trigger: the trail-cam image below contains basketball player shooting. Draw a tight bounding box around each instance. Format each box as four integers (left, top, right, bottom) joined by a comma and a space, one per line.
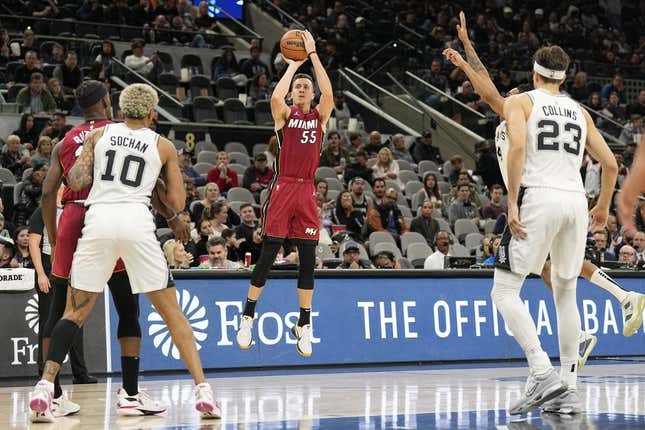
236, 30, 334, 357
444, 12, 645, 345
29, 84, 221, 421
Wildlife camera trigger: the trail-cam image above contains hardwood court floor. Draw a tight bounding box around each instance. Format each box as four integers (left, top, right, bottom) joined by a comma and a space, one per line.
3, 362, 645, 429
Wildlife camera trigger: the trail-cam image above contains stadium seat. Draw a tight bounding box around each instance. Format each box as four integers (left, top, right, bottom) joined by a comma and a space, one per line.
155, 228, 172, 240
398, 205, 413, 220
371, 242, 402, 259
181, 54, 204, 75
192, 96, 219, 122
0, 168, 16, 185
13, 181, 24, 205
121, 27, 144, 43
418, 160, 439, 174
228, 163, 246, 175
5, 62, 22, 82
227, 151, 249, 166
227, 200, 246, 215
50, 20, 75, 36
215, 77, 238, 100
404, 180, 423, 196
438, 181, 450, 195
454, 219, 479, 243
158, 73, 179, 97
110, 91, 121, 118
411, 191, 426, 211
252, 143, 267, 156
397, 159, 414, 172
407, 242, 432, 265
327, 189, 340, 201
193, 162, 213, 175
399, 170, 418, 185
385, 180, 401, 193
443, 160, 454, 178
436, 218, 453, 235
157, 51, 175, 74
189, 75, 213, 98
326, 177, 343, 191
21, 168, 34, 182
368, 231, 396, 248
316, 243, 335, 259
254, 100, 273, 125
6, 84, 25, 102
401, 232, 426, 255
484, 219, 497, 235
259, 188, 268, 205
224, 142, 248, 155
315, 167, 336, 179
197, 150, 218, 164
222, 98, 252, 125
366, 158, 377, 168
196, 141, 218, 153
464, 232, 484, 250
450, 243, 470, 258
227, 187, 254, 203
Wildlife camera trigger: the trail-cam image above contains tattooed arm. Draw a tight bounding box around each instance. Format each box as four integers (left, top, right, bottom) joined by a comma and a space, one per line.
456, 11, 490, 79
68, 128, 104, 192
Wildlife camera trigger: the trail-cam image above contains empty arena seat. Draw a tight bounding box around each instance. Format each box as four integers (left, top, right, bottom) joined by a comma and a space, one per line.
192, 97, 219, 122
222, 98, 252, 125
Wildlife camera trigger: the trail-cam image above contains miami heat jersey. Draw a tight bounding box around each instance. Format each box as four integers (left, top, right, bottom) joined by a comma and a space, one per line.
275, 106, 324, 179
60, 119, 112, 203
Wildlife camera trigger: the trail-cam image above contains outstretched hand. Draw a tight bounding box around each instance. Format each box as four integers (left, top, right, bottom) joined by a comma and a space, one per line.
301, 30, 316, 55
442, 48, 466, 67
589, 205, 609, 234
456, 11, 470, 43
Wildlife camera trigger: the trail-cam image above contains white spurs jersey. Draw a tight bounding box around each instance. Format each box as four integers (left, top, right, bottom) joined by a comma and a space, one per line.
85, 123, 162, 206
497, 89, 587, 193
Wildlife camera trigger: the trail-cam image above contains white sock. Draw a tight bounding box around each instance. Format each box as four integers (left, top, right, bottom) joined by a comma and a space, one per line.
492, 269, 551, 374
561, 361, 577, 389
590, 268, 628, 303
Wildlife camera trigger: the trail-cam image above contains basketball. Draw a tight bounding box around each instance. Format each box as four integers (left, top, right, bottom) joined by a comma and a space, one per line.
280, 30, 307, 61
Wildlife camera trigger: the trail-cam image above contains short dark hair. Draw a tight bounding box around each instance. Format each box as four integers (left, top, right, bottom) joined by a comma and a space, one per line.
239, 203, 253, 211
327, 130, 340, 140
372, 177, 386, 187
355, 150, 367, 158
292, 73, 314, 87
458, 184, 470, 192
491, 184, 503, 192
66, 50, 77, 58
30, 72, 44, 82
221, 228, 236, 240
533, 45, 570, 84
207, 237, 226, 248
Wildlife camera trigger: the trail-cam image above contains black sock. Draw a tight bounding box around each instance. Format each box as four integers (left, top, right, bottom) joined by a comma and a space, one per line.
243, 298, 257, 318
298, 308, 311, 326
54, 374, 62, 399
121, 356, 140, 395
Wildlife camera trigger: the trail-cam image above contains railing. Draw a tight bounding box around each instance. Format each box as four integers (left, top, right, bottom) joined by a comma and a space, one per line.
214, 4, 264, 44
255, 0, 305, 29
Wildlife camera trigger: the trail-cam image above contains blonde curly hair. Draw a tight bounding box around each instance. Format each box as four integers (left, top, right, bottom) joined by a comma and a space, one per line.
119, 83, 159, 119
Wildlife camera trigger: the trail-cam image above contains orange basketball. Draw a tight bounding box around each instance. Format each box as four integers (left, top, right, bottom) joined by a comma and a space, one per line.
280, 30, 307, 61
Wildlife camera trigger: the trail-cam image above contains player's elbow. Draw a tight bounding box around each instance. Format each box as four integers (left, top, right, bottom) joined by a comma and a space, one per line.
603, 157, 619, 176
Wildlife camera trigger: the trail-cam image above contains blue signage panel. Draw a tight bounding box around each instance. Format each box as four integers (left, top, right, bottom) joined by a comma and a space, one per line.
107, 276, 645, 371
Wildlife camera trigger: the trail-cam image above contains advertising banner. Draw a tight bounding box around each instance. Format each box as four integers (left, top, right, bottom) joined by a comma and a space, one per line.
108, 275, 645, 372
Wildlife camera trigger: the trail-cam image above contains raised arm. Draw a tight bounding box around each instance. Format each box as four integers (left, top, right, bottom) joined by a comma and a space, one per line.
504, 94, 531, 238
271, 38, 308, 130
302, 31, 334, 127
583, 109, 618, 232
42, 142, 64, 248
68, 128, 104, 191
456, 11, 490, 80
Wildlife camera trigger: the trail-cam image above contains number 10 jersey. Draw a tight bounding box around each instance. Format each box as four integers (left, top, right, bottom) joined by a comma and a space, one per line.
521, 88, 587, 193
85, 123, 163, 207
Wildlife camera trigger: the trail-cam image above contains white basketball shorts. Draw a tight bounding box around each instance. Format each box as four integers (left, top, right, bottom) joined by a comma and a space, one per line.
495, 187, 588, 279
70, 203, 171, 294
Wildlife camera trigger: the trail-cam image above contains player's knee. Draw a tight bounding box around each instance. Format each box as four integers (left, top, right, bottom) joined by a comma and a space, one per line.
295, 240, 316, 290
551, 272, 577, 292
117, 318, 142, 338
48, 319, 81, 365
491, 268, 524, 304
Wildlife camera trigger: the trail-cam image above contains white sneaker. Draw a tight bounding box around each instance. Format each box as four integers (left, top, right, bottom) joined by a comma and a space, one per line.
577, 331, 597, 371
621, 292, 645, 337
52, 395, 80, 417
509, 368, 567, 415
291, 323, 312, 357
195, 382, 222, 419
29, 380, 55, 423
116, 388, 167, 416
236, 315, 254, 349
541, 388, 582, 414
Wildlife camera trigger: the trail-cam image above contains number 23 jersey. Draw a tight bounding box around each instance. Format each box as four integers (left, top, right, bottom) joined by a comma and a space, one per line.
276, 106, 324, 179
85, 122, 162, 206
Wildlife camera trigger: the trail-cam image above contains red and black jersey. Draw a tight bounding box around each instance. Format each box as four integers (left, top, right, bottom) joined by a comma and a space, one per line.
275, 106, 323, 180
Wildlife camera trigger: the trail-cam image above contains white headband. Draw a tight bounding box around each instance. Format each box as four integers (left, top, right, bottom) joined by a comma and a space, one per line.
533, 62, 566, 80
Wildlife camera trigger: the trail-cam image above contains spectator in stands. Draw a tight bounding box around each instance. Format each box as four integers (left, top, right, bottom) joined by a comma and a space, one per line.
53, 52, 82, 95
190, 182, 219, 222
420, 59, 449, 106
235, 203, 257, 242
623, 142, 637, 169
607, 214, 623, 250
424, 230, 451, 269
479, 234, 494, 264
494, 69, 516, 95
206, 151, 239, 193
12, 113, 40, 148
265, 135, 278, 169
1, 135, 31, 178
338, 242, 372, 269
592, 230, 616, 261
0, 236, 14, 268
344, 150, 372, 185
189, 218, 212, 261
90, 41, 116, 81
637, 203, 645, 233
239, 225, 263, 264
618, 245, 638, 266
348, 176, 372, 217
204, 201, 229, 237
333, 93, 351, 129
619, 114, 643, 145
243, 153, 273, 202
632, 231, 645, 263
105, 0, 132, 25
411, 131, 443, 164
475, 141, 504, 190
321, 39, 341, 70
31, 136, 52, 167
28, 0, 59, 18
212, 48, 248, 86
179, 148, 206, 187
372, 148, 402, 189
14, 50, 42, 84
199, 237, 242, 269
194, 1, 216, 29
13, 159, 46, 226
125, 39, 160, 80
418, 172, 442, 210
241, 46, 270, 79
0, 214, 11, 239
41, 112, 73, 141
628, 90, 645, 117
0, 29, 10, 66
601, 74, 626, 103
347, 132, 365, 156
448, 184, 480, 226
448, 155, 465, 186
154, 0, 178, 20
78, 0, 104, 22
482, 236, 501, 265
448, 172, 481, 208
221, 228, 242, 263
16, 73, 56, 114
248, 72, 272, 105
332, 191, 365, 242
9, 28, 36, 62
410, 200, 440, 246
131, 0, 155, 27
46, 78, 71, 112
367, 187, 407, 238
455, 81, 484, 113
482, 185, 507, 220
602, 91, 628, 123
163, 239, 193, 269
45, 43, 65, 65
320, 131, 350, 174
373, 251, 402, 269
171, 16, 205, 46
567, 71, 591, 102
371, 177, 386, 206
11, 226, 32, 268
364, 131, 385, 156
390, 134, 414, 164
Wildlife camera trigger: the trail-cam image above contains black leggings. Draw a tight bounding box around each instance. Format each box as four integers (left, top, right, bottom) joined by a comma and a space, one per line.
250, 237, 317, 290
